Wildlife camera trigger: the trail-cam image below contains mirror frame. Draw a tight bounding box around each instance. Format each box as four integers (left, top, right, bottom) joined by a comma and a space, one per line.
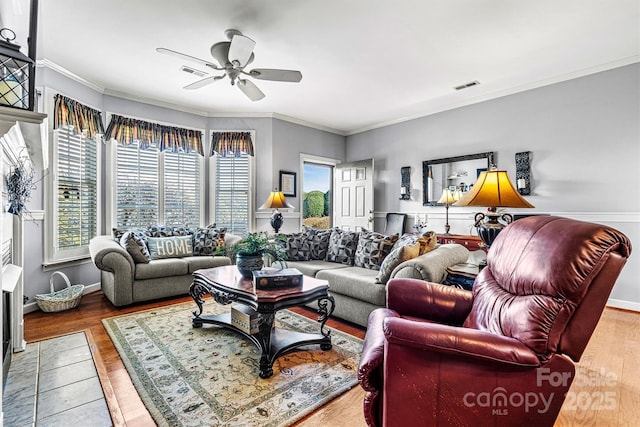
422, 152, 494, 206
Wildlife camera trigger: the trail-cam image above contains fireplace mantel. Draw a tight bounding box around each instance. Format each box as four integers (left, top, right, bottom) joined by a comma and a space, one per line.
1, 107, 47, 421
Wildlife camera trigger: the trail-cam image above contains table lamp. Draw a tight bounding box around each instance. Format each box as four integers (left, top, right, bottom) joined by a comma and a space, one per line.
454, 168, 534, 248
437, 188, 461, 235
259, 190, 293, 233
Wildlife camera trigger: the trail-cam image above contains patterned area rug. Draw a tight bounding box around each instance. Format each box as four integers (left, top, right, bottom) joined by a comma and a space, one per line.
102, 301, 363, 426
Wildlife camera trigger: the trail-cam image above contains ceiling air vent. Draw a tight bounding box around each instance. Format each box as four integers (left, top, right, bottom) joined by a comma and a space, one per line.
180, 65, 208, 78
454, 80, 480, 91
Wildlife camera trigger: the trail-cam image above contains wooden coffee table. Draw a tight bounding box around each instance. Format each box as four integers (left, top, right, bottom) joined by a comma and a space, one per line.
189, 265, 335, 378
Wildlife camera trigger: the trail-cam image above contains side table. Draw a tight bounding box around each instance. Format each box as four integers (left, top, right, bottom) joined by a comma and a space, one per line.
442, 250, 487, 291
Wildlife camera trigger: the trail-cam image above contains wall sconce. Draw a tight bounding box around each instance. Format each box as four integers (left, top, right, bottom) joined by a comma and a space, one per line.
515, 151, 531, 195
0, 28, 34, 111
400, 166, 410, 200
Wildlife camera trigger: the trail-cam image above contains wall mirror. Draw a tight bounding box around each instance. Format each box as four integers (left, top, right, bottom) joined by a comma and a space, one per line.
422, 152, 494, 206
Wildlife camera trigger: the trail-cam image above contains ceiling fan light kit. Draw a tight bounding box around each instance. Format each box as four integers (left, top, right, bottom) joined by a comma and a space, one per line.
157, 29, 302, 101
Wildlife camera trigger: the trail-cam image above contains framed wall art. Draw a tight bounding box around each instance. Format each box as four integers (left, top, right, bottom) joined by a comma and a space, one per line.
279, 170, 297, 197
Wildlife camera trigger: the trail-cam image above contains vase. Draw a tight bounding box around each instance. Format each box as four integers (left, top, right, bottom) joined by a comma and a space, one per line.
236, 253, 264, 279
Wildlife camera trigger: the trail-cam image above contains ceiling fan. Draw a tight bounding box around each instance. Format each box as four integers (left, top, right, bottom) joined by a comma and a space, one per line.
157, 29, 302, 101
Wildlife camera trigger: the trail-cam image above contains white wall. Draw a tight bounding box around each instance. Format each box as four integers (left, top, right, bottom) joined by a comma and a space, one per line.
346, 63, 640, 310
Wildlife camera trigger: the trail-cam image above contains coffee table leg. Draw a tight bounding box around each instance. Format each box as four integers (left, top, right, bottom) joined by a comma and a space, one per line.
256, 312, 276, 378
317, 295, 335, 350
189, 280, 209, 326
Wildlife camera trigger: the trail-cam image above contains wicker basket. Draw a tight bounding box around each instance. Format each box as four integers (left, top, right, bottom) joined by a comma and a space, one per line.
35, 271, 84, 313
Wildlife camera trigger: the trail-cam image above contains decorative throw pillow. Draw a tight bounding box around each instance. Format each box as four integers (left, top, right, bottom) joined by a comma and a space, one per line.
192, 226, 227, 255
147, 225, 194, 238
419, 230, 437, 254
147, 236, 193, 259
281, 231, 312, 261
354, 230, 399, 270
120, 231, 151, 263
113, 227, 148, 241
376, 242, 420, 284
326, 229, 360, 265
304, 227, 333, 260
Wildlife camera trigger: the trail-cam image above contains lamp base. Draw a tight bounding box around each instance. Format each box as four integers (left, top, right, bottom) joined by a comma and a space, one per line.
270, 210, 284, 234
474, 209, 513, 249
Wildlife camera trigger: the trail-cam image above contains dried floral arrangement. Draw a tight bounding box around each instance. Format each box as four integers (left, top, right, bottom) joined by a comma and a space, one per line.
5, 159, 36, 216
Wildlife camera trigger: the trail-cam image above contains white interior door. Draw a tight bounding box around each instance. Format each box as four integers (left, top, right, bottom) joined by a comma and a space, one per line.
333, 159, 374, 231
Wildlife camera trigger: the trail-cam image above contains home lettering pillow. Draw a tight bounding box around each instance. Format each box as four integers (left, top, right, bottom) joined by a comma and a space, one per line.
192, 226, 226, 255
326, 229, 360, 265
354, 230, 399, 270
147, 236, 193, 259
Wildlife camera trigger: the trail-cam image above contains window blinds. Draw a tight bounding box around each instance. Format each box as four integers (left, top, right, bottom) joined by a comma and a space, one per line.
215, 154, 250, 235
56, 127, 98, 249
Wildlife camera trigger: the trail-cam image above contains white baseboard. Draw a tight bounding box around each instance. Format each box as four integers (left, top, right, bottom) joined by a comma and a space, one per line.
24, 282, 101, 314
606, 298, 640, 312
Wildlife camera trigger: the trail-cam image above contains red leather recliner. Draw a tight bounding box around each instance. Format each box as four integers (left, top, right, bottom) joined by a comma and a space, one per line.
358, 216, 631, 427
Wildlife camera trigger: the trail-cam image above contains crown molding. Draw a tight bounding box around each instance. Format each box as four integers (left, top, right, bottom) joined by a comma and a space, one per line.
38, 59, 345, 135
345, 55, 640, 136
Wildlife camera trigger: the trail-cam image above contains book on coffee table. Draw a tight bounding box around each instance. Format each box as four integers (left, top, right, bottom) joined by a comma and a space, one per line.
253, 268, 303, 289
231, 305, 261, 334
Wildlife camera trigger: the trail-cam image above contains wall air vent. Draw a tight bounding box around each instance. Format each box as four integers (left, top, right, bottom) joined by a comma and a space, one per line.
180, 66, 208, 78
454, 80, 480, 91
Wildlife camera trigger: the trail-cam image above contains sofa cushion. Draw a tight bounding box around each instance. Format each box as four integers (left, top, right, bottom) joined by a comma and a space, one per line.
147, 236, 193, 259
326, 229, 360, 265
304, 227, 333, 260
376, 241, 420, 284
147, 225, 194, 237
183, 255, 232, 273
316, 267, 386, 306
119, 231, 151, 263
354, 230, 399, 270
419, 230, 437, 254
281, 231, 312, 261
280, 259, 349, 277
192, 226, 226, 255
135, 258, 189, 280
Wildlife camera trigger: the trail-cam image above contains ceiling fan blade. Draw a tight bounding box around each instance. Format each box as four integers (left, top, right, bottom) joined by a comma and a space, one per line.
228, 34, 256, 67
248, 68, 303, 82
237, 79, 265, 101
183, 75, 224, 90
156, 47, 221, 70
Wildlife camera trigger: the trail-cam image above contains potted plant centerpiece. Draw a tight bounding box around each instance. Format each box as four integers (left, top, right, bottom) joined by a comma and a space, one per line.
234, 232, 287, 278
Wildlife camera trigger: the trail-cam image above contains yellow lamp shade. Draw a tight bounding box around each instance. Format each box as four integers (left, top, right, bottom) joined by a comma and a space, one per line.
454, 170, 534, 209
259, 191, 293, 210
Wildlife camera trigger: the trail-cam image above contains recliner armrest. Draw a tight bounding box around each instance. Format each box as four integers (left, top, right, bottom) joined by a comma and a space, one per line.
386, 278, 473, 325
358, 308, 400, 392
384, 317, 540, 367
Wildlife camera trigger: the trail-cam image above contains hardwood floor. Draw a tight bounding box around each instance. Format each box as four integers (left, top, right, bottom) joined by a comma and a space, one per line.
24, 291, 638, 426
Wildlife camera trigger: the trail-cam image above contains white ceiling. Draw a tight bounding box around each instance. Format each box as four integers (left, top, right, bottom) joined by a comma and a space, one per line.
25, 1, 640, 134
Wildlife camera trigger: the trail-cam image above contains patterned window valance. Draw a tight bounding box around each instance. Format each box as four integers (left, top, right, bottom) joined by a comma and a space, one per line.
53, 94, 105, 140
105, 114, 204, 156
211, 131, 254, 157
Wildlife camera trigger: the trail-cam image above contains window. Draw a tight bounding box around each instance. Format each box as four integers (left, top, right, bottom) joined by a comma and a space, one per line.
213, 154, 251, 235
46, 126, 99, 263
113, 142, 203, 228
115, 142, 159, 228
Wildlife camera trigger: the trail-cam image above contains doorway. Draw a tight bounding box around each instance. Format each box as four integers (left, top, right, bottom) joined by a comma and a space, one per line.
302, 162, 333, 229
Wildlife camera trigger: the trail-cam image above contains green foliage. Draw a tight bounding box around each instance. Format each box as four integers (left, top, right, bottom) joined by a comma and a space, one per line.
234, 232, 287, 262
323, 190, 331, 216
305, 191, 325, 218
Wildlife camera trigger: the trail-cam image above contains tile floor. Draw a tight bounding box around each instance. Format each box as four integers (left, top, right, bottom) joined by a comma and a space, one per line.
2, 332, 112, 426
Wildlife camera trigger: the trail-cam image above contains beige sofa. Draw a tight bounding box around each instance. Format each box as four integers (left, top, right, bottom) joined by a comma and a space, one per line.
279, 243, 471, 327
89, 234, 241, 306
90, 232, 470, 327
